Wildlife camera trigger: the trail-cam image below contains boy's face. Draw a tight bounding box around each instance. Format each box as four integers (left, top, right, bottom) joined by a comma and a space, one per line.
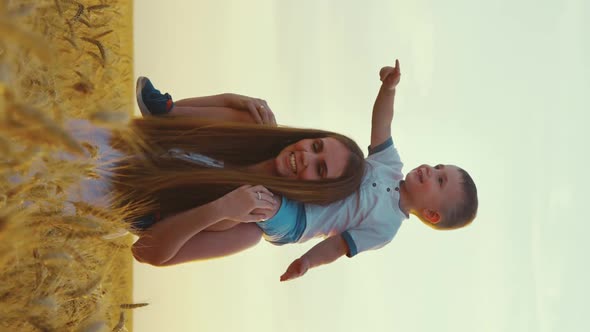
403, 164, 463, 222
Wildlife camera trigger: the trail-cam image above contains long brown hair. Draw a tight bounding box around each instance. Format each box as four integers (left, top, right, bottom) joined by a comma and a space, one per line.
110, 117, 365, 218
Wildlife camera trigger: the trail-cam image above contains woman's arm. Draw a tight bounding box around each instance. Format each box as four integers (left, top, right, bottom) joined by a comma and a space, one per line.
132, 185, 276, 266
157, 224, 264, 266
144, 196, 282, 266
279, 235, 349, 282
132, 198, 228, 265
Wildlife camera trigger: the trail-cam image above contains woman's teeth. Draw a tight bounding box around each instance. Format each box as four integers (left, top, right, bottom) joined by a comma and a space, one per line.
290, 152, 297, 173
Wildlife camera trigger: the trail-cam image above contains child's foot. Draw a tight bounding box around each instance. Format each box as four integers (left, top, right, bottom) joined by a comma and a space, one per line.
136, 76, 175, 116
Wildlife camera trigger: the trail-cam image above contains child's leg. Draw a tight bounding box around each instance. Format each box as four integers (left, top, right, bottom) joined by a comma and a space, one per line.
165, 106, 256, 124
136, 77, 257, 124
159, 224, 263, 266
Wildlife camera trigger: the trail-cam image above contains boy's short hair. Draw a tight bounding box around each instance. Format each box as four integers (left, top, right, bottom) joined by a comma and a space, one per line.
433, 168, 478, 230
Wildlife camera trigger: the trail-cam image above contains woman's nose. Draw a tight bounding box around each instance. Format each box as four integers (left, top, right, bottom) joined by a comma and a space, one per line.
301, 151, 311, 168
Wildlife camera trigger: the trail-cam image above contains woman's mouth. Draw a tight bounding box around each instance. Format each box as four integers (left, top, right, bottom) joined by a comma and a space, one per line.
289, 152, 297, 174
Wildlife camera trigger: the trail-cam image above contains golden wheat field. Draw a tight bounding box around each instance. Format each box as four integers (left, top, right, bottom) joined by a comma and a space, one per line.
1, 1, 139, 331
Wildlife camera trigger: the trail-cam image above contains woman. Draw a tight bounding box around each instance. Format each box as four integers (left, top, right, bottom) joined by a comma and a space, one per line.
91, 90, 363, 267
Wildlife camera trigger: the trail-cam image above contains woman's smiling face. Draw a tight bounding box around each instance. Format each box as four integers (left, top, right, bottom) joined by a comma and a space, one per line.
274, 137, 351, 180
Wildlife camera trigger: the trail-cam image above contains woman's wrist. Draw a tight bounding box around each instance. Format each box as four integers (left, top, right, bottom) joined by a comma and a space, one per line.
208, 196, 231, 220
178, 197, 229, 225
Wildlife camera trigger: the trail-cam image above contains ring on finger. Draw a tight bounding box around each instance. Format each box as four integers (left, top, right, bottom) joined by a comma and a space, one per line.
257, 192, 261, 200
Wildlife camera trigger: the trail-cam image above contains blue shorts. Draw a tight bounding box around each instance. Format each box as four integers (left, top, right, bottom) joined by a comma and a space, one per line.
256, 197, 306, 246
132, 212, 161, 231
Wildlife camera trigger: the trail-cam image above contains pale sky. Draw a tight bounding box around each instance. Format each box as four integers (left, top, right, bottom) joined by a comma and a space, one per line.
133, 1, 589, 331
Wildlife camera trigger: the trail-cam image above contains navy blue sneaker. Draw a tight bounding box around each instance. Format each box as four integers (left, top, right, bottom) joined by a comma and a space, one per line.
136, 76, 174, 116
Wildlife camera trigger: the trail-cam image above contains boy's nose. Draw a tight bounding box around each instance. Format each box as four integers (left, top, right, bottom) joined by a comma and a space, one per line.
421, 165, 431, 178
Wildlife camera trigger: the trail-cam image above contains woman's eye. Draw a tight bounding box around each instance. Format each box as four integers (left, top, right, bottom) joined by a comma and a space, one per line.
312, 142, 319, 152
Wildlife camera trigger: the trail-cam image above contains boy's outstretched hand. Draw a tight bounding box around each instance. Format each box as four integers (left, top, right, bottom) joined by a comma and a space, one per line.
379, 59, 401, 92
280, 256, 311, 282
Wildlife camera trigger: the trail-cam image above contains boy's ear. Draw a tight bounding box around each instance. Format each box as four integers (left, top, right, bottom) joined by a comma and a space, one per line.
421, 209, 441, 224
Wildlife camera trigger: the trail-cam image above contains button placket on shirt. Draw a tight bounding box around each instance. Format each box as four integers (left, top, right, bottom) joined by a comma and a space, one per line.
371, 180, 397, 194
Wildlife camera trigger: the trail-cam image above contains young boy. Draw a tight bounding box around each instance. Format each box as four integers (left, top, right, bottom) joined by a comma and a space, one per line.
135, 59, 478, 281
279, 60, 478, 281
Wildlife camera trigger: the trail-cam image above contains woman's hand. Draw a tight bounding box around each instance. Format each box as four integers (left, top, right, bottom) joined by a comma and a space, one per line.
280, 256, 311, 282
219, 185, 277, 223
226, 93, 277, 126
379, 59, 401, 93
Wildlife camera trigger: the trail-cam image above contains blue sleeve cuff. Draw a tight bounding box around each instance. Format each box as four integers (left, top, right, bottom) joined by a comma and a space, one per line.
341, 231, 358, 258
257, 196, 307, 246
266, 195, 289, 223
368, 137, 393, 156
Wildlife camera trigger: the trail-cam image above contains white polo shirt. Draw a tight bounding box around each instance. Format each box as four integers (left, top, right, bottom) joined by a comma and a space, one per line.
298, 137, 408, 257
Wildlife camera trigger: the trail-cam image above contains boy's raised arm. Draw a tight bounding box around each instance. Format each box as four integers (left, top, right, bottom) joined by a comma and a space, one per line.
280, 235, 349, 282
370, 59, 401, 149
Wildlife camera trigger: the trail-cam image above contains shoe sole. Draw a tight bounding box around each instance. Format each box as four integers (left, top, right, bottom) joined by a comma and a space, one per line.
135, 76, 151, 116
